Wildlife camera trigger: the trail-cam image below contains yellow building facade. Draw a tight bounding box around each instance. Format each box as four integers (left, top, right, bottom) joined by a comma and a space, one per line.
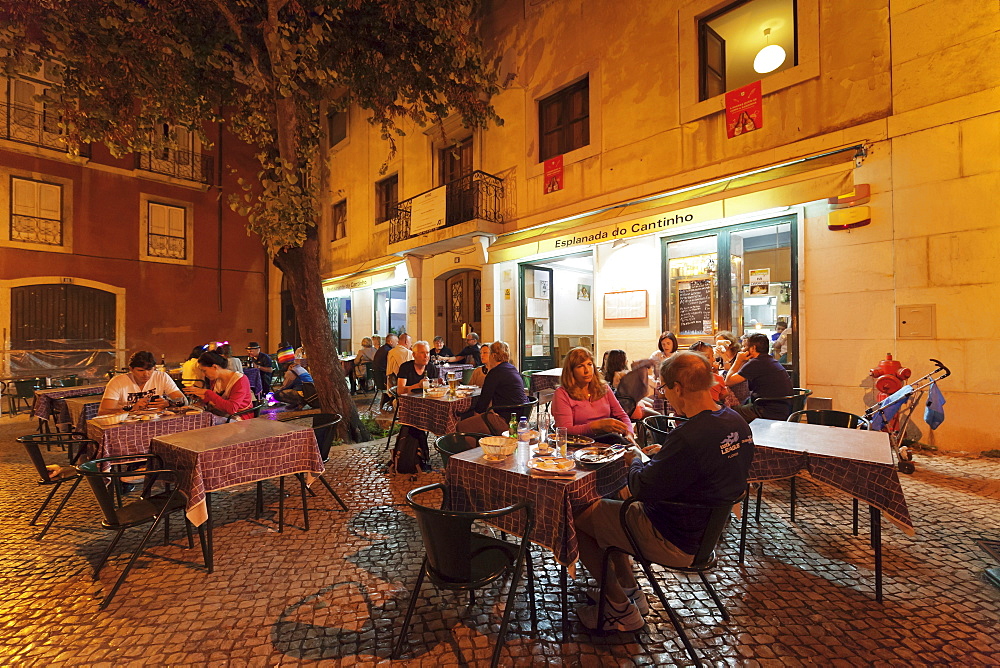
316, 0, 1000, 454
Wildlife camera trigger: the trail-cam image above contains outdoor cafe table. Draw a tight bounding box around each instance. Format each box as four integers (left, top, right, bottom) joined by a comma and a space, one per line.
528, 367, 562, 394
149, 417, 323, 571
61, 395, 102, 433
447, 442, 627, 639
33, 383, 106, 422
86, 411, 216, 461
747, 419, 914, 601
396, 390, 478, 435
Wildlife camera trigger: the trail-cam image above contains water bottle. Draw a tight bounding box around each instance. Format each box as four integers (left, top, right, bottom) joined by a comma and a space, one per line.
517, 417, 530, 444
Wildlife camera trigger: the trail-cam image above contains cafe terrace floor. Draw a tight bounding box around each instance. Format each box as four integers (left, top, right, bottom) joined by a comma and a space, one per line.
0, 407, 997, 667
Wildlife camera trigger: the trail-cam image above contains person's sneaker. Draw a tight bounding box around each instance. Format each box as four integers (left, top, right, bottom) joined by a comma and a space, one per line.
586, 585, 650, 615
576, 599, 644, 632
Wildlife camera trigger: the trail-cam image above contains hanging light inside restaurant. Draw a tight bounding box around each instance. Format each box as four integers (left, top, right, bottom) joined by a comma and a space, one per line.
753, 28, 786, 74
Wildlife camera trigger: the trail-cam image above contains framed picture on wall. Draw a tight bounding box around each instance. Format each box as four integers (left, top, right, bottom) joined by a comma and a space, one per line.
577, 284, 591, 301
536, 275, 550, 299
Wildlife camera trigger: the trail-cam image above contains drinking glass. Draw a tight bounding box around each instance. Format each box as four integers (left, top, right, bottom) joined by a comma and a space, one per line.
554, 427, 568, 458
536, 413, 551, 449
447, 371, 459, 394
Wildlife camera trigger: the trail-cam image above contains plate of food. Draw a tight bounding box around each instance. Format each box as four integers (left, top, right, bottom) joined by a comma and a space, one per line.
574, 445, 627, 466
527, 457, 575, 474
547, 434, 596, 448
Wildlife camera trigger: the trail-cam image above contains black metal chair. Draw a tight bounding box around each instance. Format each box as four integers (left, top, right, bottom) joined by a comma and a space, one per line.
489, 396, 539, 423
368, 367, 389, 411
227, 401, 266, 422
640, 414, 688, 448
597, 490, 747, 665
393, 483, 535, 667
751, 387, 812, 419
309, 413, 349, 512
17, 432, 95, 539
8, 378, 42, 417
77, 454, 208, 609
434, 432, 491, 468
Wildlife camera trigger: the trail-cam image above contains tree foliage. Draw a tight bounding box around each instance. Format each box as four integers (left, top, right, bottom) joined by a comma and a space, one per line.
0, 0, 502, 440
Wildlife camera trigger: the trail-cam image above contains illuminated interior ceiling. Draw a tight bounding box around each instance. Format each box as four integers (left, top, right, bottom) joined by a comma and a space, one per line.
708, 0, 796, 91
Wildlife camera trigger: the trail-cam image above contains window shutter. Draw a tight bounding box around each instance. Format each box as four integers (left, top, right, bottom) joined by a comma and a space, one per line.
167, 205, 185, 236
149, 203, 168, 235
12, 178, 37, 216
37, 183, 61, 220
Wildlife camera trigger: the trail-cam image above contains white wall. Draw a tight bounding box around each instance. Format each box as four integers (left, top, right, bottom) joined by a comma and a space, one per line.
594, 236, 663, 365
552, 265, 594, 337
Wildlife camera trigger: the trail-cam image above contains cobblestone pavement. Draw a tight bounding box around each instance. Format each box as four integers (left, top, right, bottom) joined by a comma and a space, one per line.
0, 409, 997, 667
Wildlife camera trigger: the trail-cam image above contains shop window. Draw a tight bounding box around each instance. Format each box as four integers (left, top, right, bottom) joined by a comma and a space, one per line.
10, 176, 62, 246
439, 137, 472, 185
375, 174, 398, 224
539, 77, 589, 162
331, 198, 347, 242
699, 0, 797, 101
147, 201, 187, 260
327, 110, 347, 147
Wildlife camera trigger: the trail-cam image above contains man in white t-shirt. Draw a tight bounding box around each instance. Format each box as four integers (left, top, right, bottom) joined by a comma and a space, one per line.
99, 351, 185, 415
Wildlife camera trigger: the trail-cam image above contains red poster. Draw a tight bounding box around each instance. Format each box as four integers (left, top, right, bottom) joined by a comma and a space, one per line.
725, 81, 763, 138
543, 155, 564, 194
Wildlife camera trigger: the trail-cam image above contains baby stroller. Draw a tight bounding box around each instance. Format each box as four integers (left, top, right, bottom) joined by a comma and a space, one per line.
864, 358, 950, 474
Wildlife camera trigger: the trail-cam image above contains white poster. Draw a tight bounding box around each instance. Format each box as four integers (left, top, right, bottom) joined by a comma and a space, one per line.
749, 268, 770, 295
409, 186, 447, 236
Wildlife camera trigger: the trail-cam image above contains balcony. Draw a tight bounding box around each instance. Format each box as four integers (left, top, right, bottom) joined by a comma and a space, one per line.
387, 170, 505, 255
0, 101, 90, 157
137, 148, 214, 185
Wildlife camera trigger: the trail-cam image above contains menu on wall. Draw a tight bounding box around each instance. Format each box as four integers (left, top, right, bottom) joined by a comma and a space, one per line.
677, 278, 713, 335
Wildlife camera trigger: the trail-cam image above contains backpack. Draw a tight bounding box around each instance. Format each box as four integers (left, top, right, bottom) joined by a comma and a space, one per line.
391, 427, 430, 474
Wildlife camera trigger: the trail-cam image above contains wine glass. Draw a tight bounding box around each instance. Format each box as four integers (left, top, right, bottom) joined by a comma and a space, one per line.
536, 413, 551, 452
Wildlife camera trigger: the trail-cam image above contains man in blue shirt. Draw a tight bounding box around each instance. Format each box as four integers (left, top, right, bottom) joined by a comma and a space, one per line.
725, 332, 794, 421
574, 352, 754, 632
275, 358, 314, 409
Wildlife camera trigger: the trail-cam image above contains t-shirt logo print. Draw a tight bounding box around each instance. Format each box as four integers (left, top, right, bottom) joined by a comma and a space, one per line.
719, 431, 742, 457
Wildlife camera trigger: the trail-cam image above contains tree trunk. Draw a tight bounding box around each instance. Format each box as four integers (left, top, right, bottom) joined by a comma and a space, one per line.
273, 229, 369, 443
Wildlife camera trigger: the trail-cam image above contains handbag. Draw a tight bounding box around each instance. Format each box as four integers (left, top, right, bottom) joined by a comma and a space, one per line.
456, 409, 508, 436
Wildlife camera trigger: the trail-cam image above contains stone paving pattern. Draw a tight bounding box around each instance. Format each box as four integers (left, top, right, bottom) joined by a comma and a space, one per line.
0, 407, 998, 667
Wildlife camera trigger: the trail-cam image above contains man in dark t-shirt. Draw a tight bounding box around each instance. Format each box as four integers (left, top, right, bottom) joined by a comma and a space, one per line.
725, 332, 794, 421
394, 340, 440, 452
448, 332, 481, 365
573, 352, 754, 632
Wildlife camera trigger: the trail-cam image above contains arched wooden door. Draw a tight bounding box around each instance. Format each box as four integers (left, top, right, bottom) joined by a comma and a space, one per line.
444, 270, 481, 353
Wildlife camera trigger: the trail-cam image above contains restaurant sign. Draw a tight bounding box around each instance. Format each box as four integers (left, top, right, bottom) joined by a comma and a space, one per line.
540, 207, 706, 252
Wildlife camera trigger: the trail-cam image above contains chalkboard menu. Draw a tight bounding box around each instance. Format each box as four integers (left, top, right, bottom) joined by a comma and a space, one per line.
677, 278, 713, 335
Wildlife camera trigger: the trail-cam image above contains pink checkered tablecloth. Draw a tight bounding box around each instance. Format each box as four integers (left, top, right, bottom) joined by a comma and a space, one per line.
87, 411, 216, 460
748, 419, 913, 534
33, 384, 106, 419
60, 396, 102, 432
397, 391, 477, 435
447, 444, 627, 567
150, 417, 323, 526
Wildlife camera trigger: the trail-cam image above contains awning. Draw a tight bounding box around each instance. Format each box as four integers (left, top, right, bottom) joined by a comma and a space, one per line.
322, 258, 404, 292
489, 145, 861, 262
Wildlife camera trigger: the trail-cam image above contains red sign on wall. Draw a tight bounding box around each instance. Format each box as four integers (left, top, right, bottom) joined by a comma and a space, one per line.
543, 155, 564, 194
725, 80, 763, 138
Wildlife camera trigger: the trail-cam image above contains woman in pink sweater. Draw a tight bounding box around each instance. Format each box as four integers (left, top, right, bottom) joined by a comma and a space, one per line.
552, 347, 633, 442
182, 350, 254, 419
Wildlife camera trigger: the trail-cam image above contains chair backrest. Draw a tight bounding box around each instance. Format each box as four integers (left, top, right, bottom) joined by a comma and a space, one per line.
789, 409, 869, 429
615, 392, 637, 419
461, 368, 475, 385
14, 379, 40, 398
17, 433, 93, 480
631, 490, 747, 569
311, 413, 343, 460
490, 396, 538, 422
641, 414, 687, 446
753, 387, 812, 416
228, 401, 265, 421
407, 483, 532, 587
300, 382, 318, 406
435, 432, 490, 468
77, 460, 124, 524
372, 367, 387, 390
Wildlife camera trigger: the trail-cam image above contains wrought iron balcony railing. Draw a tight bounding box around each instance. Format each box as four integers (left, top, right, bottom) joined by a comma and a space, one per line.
389, 170, 504, 244
137, 148, 214, 185
0, 101, 90, 157
11, 214, 62, 246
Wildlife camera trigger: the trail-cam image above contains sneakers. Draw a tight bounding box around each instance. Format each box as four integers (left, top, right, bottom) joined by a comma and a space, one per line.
586, 585, 649, 615
576, 599, 645, 632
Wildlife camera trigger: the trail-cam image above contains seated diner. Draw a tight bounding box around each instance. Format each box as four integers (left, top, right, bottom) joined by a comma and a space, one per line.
552, 347, 633, 444
99, 350, 186, 415
469, 343, 490, 387
182, 350, 254, 418
469, 341, 526, 418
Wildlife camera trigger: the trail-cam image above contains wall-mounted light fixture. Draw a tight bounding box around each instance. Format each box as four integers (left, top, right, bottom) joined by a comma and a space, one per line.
753, 28, 786, 74
612, 238, 628, 249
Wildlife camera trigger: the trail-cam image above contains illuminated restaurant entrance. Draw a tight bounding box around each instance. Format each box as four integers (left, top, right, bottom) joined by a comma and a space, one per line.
519, 252, 594, 370
661, 214, 798, 377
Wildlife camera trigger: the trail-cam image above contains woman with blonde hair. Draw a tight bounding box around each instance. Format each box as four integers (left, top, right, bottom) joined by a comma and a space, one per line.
552, 347, 633, 443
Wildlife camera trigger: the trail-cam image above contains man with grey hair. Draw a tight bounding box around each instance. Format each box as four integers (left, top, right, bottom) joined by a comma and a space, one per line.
448, 331, 482, 365
573, 351, 755, 632
386, 332, 414, 388
396, 341, 438, 395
